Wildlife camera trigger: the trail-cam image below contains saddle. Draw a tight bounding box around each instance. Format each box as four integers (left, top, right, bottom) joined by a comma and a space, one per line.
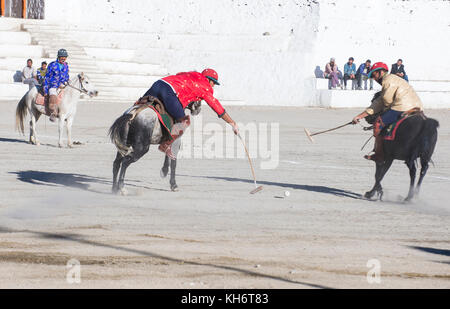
35, 90, 65, 116
382, 108, 426, 141
132, 95, 175, 142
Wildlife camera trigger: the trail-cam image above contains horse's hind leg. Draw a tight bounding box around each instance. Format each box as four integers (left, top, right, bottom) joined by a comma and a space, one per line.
112, 151, 123, 194
365, 159, 393, 200
117, 144, 150, 195
405, 159, 417, 202
415, 156, 430, 197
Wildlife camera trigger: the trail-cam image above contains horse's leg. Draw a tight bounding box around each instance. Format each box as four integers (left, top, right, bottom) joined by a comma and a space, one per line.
160, 155, 170, 178
415, 156, 429, 197
29, 109, 41, 145
405, 159, 417, 202
169, 158, 178, 191
365, 159, 393, 200
66, 116, 74, 147
58, 114, 65, 148
112, 151, 123, 194
117, 143, 150, 195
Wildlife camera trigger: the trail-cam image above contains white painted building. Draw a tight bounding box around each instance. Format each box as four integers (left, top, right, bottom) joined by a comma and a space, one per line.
1, 0, 449, 108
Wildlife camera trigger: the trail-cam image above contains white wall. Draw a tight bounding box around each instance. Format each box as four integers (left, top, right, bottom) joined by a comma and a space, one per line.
313, 0, 450, 81
44, 0, 450, 106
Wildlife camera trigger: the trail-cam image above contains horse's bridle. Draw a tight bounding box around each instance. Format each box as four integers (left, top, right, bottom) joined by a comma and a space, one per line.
65, 74, 89, 95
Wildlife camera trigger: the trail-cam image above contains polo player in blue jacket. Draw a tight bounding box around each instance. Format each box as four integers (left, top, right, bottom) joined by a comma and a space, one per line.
44, 49, 70, 122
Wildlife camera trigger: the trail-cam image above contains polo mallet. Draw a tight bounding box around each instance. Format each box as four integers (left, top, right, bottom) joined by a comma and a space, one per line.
304, 121, 353, 143
237, 133, 263, 194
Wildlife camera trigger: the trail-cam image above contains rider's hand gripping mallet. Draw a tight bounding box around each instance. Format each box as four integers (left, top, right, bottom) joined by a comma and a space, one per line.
237, 133, 263, 194
304, 121, 353, 143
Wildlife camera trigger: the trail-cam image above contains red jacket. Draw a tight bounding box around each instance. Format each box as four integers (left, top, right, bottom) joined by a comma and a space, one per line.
162, 71, 226, 117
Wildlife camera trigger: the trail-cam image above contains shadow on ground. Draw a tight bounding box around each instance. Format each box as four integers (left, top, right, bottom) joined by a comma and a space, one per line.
0, 137, 29, 144
9, 170, 171, 193
409, 246, 450, 257
0, 226, 332, 289
179, 174, 363, 200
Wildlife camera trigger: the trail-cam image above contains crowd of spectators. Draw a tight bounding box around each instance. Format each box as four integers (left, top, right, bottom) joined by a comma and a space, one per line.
320, 57, 409, 90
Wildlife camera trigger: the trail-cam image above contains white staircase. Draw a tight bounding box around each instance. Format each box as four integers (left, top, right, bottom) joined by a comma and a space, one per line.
0, 18, 169, 102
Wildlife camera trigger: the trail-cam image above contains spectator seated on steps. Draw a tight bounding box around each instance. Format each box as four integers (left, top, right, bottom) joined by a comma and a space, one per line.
22, 59, 39, 90
37, 61, 47, 86
356, 59, 373, 90
391, 58, 409, 82
343, 57, 357, 90
323, 57, 343, 90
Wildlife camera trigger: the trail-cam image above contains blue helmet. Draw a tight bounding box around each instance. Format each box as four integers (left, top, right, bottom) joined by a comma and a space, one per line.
57, 49, 68, 58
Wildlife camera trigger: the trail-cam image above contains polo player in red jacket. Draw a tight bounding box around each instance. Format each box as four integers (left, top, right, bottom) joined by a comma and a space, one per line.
143, 68, 239, 159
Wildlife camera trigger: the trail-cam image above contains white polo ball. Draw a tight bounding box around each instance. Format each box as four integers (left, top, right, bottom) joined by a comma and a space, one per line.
284, 190, 290, 197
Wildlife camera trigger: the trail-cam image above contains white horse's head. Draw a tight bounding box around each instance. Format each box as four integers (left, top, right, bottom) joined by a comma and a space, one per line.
77, 72, 99, 98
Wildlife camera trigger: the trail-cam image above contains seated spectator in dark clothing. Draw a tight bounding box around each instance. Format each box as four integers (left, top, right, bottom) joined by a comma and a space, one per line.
356, 59, 373, 90
391, 59, 409, 82
343, 57, 357, 90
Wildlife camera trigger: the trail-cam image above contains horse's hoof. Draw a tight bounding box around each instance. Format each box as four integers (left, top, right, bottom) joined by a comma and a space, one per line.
171, 184, 178, 192
120, 188, 128, 196
58, 144, 63, 148
377, 191, 384, 201
364, 191, 374, 199
160, 168, 168, 178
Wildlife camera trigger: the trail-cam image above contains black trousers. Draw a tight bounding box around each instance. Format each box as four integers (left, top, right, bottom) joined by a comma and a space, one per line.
343, 74, 355, 87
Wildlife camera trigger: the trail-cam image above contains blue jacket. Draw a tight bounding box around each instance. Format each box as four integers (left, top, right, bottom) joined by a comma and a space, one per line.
44, 61, 69, 94
357, 63, 370, 76
344, 62, 356, 75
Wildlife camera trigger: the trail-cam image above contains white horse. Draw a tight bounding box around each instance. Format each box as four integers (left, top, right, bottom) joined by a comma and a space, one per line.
16, 73, 98, 148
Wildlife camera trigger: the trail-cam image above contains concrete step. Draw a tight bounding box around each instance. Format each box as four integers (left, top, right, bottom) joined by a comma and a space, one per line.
0, 44, 43, 58
316, 89, 450, 109
95, 60, 167, 75
84, 47, 136, 62
0, 83, 29, 98
0, 31, 31, 45
315, 77, 382, 91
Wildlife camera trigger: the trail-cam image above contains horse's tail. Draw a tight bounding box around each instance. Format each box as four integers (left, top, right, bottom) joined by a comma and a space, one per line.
108, 113, 134, 156
418, 118, 439, 161
15, 94, 28, 134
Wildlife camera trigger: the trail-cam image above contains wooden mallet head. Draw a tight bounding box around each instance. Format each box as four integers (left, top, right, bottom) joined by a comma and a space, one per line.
304, 128, 315, 143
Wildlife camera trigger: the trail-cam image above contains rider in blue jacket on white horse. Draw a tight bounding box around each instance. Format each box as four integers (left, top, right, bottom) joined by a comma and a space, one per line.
44, 49, 70, 122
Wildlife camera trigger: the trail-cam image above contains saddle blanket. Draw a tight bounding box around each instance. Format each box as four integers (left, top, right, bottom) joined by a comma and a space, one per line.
35, 90, 65, 106
382, 108, 424, 141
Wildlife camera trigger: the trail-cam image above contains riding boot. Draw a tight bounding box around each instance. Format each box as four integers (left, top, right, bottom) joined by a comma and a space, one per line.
158, 115, 191, 160
48, 95, 58, 122
364, 116, 384, 162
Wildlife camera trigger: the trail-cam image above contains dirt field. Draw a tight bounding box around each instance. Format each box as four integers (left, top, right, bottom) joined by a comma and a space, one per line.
0, 99, 449, 289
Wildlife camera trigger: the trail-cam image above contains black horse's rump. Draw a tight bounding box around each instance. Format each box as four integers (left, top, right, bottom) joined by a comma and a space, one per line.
365, 113, 439, 202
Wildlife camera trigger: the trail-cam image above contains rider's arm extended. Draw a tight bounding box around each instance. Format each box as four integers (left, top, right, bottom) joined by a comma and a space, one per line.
202, 93, 239, 135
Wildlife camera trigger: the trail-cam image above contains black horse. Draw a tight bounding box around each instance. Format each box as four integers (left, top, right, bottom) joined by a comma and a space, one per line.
364, 113, 439, 201
109, 99, 201, 195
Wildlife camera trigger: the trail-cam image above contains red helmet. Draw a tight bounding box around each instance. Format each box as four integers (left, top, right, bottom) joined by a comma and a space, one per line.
202, 68, 220, 85
368, 62, 388, 78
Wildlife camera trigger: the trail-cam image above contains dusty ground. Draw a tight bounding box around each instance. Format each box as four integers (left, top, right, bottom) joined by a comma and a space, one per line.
0, 99, 449, 289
